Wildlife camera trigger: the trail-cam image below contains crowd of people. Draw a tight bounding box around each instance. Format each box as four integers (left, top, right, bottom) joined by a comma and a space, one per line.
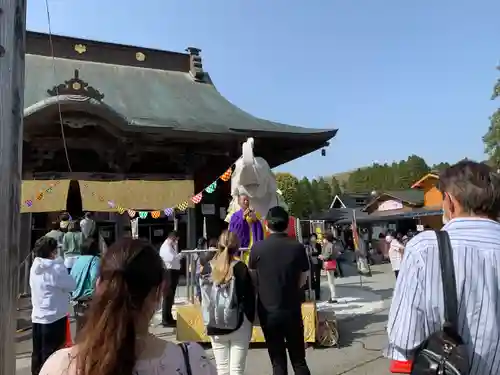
30, 205, 317, 375
29, 159, 500, 375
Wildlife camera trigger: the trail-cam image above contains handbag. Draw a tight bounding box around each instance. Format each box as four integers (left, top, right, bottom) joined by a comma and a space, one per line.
179, 343, 193, 375
323, 260, 337, 271
411, 231, 469, 375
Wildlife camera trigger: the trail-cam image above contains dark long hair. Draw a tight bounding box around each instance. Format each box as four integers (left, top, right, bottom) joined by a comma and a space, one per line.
75, 238, 165, 375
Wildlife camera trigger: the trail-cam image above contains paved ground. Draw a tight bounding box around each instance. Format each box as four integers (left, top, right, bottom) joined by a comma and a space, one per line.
15, 263, 397, 374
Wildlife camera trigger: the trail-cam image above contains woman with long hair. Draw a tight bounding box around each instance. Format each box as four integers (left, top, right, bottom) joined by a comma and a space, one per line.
39, 238, 215, 375
204, 231, 255, 375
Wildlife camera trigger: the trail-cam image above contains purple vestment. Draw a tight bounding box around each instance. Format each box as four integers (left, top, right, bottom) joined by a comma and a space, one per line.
228, 209, 264, 248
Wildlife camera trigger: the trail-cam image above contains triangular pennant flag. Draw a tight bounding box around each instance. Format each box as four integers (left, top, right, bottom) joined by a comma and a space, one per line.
220, 167, 232, 182
117, 206, 125, 214
151, 211, 161, 219
138, 211, 148, 219
127, 209, 136, 218
177, 202, 188, 211
205, 181, 217, 193
191, 192, 202, 204
164, 208, 174, 216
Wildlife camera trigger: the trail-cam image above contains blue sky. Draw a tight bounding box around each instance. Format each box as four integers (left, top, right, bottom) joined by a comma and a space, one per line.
27, 0, 499, 179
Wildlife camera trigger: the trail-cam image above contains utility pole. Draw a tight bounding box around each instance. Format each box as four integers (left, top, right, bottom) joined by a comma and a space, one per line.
0, 0, 27, 374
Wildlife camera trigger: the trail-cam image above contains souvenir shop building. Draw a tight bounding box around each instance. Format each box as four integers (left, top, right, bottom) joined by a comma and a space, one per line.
20, 31, 337, 260
312, 173, 444, 245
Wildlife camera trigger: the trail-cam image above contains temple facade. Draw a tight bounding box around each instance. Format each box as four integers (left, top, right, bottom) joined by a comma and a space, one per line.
21, 31, 337, 258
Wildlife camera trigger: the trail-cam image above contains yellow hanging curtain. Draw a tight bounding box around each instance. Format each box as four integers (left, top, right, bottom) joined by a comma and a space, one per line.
20, 180, 71, 213
79, 180, 195, 212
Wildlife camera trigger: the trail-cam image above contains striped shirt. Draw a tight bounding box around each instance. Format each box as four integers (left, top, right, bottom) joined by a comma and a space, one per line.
385, 217, 500, 375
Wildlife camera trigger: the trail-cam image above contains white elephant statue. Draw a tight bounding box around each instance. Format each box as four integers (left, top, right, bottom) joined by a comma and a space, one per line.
226, 137, 286, 223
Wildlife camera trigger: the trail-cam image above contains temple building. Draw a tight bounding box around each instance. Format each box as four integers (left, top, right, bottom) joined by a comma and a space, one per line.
20, 31, 337, 258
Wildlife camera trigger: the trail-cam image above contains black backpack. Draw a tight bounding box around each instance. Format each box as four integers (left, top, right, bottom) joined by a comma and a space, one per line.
411, 231, 469, 375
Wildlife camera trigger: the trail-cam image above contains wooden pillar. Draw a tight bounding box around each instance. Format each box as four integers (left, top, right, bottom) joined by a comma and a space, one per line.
186, 207, 196, 249
18, 213, 32, 296
0, 1, 27, 373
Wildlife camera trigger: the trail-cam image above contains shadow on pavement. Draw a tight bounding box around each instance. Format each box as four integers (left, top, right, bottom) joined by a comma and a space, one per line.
337, 312, 388, 349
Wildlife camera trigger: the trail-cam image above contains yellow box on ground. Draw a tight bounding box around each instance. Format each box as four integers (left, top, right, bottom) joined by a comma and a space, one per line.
176, 302, 316, 343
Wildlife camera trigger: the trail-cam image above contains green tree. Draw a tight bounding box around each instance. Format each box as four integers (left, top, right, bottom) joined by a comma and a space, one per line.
330, 177, 342, 197
295, 177, 313, 218
275, 172, 299, 213
431, 162, 450, 172
483, 65, 500, 168
345, 168, 371, 192
398, 155, 430, 188
316, 177, 333, 210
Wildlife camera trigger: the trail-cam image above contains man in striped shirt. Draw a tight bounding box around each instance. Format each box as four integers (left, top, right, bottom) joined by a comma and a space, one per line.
385, 160, 500, 375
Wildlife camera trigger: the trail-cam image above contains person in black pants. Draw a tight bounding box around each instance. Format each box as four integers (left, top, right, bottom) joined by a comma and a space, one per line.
30, 236, 76, 375
159, 231, 183, 327
308, 235, 322, 300
249, 206, 311, 375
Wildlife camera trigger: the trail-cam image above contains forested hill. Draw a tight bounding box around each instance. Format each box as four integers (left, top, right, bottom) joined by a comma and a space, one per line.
275, 155, 451, 218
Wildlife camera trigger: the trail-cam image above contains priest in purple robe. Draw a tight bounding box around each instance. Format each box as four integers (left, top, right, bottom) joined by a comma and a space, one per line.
228, 194, 264, 263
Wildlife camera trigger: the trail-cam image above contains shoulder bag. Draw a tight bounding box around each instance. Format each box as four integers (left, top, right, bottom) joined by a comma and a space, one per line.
411, 230, 469, 375
179, 343, 193, 375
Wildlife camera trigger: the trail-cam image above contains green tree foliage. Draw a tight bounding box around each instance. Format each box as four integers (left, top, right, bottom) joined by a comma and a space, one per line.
344, 155, 431, 192
275, 172, 299, 212
275, 155, 450, 218
330, 177, 342, 197
295, 177, 313, 218
431, 162, 450, 172
483, 65, 500, 167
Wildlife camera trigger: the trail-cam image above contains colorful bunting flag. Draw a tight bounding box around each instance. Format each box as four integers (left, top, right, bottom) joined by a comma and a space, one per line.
221, 167, 232, 182
177, 202, 188, 211
192, 193, 202, 204
71, 162, 235, 218
205, 181, 217, 193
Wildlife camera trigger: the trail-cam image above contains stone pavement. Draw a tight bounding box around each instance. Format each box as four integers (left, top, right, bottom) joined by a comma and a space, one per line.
16, 263, 397, 374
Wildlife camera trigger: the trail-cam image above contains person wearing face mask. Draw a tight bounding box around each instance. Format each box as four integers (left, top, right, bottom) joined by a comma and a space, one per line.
39, 238, 216, 375
159, 231, 184, 327
385, 230, 405, 279
385, 161, 500, 375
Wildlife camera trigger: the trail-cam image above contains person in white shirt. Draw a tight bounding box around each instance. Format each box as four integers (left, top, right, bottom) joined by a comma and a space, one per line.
79, 212, 96, 239
30, 236, 76, 375
386, 231, 405, 279
159, 231, 183, 327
